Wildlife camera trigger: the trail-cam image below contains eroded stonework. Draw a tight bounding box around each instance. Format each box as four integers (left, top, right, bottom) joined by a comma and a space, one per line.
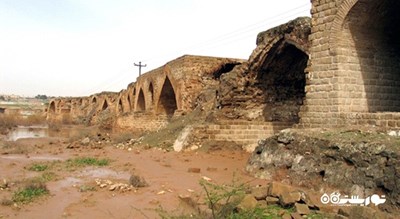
48, 0, 400, 135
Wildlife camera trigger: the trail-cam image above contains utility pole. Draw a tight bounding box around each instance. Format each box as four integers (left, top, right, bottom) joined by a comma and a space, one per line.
134, 61, 147, 76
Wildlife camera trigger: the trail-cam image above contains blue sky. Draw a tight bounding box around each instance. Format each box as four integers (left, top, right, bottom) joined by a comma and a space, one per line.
0, 0, 310, 97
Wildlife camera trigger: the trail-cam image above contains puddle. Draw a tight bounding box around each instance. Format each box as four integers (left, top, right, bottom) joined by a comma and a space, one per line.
0, 154, 63, 161
79, 167, 130, 179
52, 177, 82, 191
6, 125, 49, 141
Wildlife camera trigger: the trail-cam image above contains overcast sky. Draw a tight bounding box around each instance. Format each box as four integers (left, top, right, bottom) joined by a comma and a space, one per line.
0, 0, 310, 97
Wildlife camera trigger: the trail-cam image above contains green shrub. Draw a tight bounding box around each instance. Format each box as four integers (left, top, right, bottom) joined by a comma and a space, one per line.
12, 180, 49, 204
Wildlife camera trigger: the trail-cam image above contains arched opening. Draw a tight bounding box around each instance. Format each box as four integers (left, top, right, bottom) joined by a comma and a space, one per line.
136, 89, 146, 111
118, 99, 123, 114
92, 97, 97, 104
257, 41, 308, 122
49, 101, 56, 113
148, 82, 154, 105
127, 95, 132, 111
343, 0, 400, 112
102, 100, 109, 111
157, 77, 178, 117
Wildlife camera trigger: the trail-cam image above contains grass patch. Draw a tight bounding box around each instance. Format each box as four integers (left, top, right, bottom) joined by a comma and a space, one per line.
66, 157, 110, 168
28, 163, 48, 172
36, 172, 58, 183
12, 180, 49, 204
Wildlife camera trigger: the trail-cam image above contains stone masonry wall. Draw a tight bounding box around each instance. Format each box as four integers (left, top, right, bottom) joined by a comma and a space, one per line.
299, 0, 400, 128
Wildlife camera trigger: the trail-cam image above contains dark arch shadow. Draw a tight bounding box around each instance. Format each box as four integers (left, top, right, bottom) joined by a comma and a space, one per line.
257, 40, 308, 122
347, 0, 400, 112
157, 77, 178, 118
136, 89, 146, 112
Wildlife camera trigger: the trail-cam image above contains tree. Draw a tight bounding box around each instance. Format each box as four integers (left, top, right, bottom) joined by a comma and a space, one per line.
35, 95, 48, 100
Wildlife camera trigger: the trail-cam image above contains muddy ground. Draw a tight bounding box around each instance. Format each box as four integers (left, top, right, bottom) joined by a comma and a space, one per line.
0, 128, 265, 219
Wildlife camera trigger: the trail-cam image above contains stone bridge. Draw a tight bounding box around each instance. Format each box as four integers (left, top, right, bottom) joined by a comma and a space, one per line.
48, 0, 400, 147
47, 55, 243, 131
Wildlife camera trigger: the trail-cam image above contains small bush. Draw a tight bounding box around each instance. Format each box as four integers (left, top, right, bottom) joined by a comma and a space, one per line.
12, 180, 49, 204
129, 174, 148, 188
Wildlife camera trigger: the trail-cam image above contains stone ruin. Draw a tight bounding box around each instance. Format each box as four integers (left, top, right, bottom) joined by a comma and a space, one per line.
46, 0, 400, 214
49, 0, 400, 134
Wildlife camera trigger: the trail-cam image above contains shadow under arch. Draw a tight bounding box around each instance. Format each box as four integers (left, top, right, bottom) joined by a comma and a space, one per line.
343, 0, 400, 112
136, 89, 146, 112
157, 76, 178, 118
49, 101, 56, 113
257, 39, 308, 122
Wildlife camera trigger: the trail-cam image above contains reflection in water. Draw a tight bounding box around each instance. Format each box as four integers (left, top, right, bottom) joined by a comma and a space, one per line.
7, 126, 49, 141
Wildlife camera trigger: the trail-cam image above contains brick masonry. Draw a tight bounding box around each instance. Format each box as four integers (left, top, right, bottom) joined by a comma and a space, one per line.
47, 0, 400, 147
299, 0, 400, 128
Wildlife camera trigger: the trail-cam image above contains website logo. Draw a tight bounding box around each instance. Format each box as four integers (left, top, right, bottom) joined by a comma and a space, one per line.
320, 192, 386, 206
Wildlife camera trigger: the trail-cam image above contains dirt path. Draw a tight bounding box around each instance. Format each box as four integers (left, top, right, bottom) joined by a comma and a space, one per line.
0, 137, 265, 219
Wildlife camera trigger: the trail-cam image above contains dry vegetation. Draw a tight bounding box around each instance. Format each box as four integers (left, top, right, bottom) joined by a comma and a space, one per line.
0, 112, 46, 134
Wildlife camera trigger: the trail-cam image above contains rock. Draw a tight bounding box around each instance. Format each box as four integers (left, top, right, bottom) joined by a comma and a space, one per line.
251, 186, 269, 200
266, 196, 280, 205
81, 137, 90, 145
109, 184, 119, 191
236, 194, 258, 211
277, 129, 295, 144
294, 203, 310, 215
282, 214, 292, 219
246, 130, 400, 210
338, 207, 350, 217
178, 194, 198, 209
290, 212, 303, 219
268, 182, 295, 197
334, 215, 348, 219
187, 167, 201, 173
348, 206, 377, 219
206, 167, 218, 172
279, 191, 301, 207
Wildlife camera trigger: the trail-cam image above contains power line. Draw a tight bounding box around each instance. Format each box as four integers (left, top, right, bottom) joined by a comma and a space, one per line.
81, 3, 311, 95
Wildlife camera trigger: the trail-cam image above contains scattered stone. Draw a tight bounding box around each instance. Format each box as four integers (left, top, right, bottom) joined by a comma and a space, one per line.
187, 167, 201, 173
81, 137, 90, 145
236, 194, 258, 211
334, 214, 348, 219
265, 196, 279, 205
202, 176, 212, 181
268, 182, 294, 197
206, 167, 218, 172
294, 203, 310, 215
290, 212, 303, 219
281, 213, 292, 219
157, 190, 166, 195
178, 194, 198, 209
348, 206, 377, 219
251, 185, 269, 200
279, 191, 301, 207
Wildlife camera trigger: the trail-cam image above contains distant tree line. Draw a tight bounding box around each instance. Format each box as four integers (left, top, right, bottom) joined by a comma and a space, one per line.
35, 94, 48, 100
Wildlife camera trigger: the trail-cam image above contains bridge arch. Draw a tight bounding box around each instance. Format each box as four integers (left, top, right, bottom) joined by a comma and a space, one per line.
157, 76, 178, 117
331, 0, 400, 112
136, 88, 146, 112
49, 101, 56, 113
